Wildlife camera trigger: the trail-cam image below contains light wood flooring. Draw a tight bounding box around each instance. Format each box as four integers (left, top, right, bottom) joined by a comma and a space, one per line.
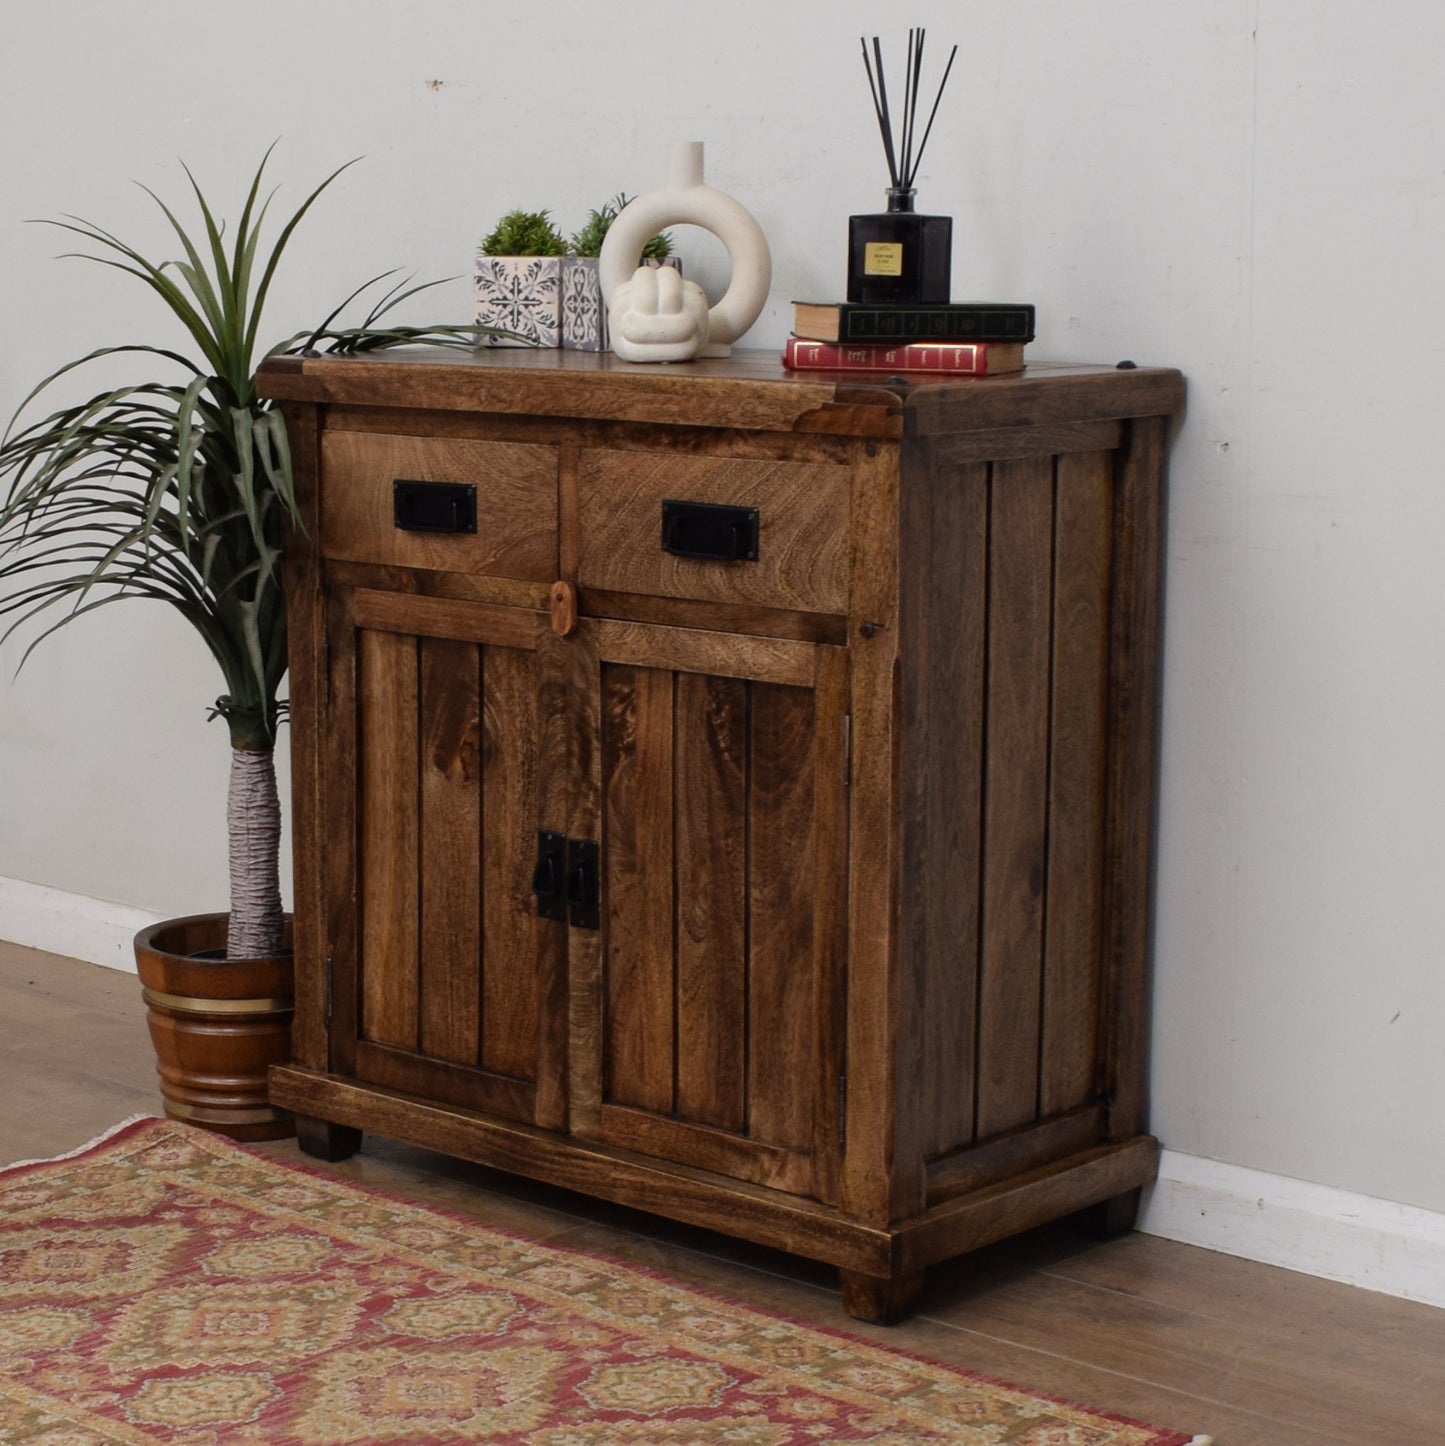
3, 939, 1442, 1444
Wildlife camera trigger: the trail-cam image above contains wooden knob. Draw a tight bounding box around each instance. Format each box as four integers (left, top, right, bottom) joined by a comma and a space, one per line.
550, 580, 578, 638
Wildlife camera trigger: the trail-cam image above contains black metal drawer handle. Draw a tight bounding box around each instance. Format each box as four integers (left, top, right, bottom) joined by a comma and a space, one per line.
393, 479, 477, 534
661, 499, 759, 562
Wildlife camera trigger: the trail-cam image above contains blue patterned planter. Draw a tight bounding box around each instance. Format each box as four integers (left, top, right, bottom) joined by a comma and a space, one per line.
560, 256, 682, 352
474, 256, 563, 347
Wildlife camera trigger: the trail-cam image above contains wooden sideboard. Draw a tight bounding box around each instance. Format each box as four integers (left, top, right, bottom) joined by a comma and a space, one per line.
258, 347, 1184, 1320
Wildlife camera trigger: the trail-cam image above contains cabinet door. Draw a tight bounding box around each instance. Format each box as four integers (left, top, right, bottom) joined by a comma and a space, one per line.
566, 618, 849, 1202
325, 587, 568, 1129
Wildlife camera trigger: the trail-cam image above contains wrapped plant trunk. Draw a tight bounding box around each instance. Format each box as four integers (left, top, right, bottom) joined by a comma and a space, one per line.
226, 744, 284, 959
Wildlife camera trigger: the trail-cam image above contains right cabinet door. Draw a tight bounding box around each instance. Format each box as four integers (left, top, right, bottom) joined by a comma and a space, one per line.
565, 618, 850, 1203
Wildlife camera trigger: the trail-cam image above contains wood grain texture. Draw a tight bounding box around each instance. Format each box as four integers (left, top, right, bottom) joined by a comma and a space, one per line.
321, 431, 557, 580
673, 673, 748, 1132
903, 458, 989, 1161
323, 595, 362, 1077
576, 450, 850, 614
579, 588, 847, 645
932, 419, 1123, 465
418, 638, 482, 1066
926, 1106, 1106, 1206
840, 437, 909, 1225
747, 681, 818, 1155
600, 664, 676, 1116
358, 628, 419, 1051
351, 589, 542, 653
1041, 451, 1114, 1116
480, 642, 540, 1081
975, 456, 1055, 1139
589, 617, 817, 687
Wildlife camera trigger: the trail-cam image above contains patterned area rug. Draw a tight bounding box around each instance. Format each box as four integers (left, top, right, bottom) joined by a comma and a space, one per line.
1, 1118, 1211, 1444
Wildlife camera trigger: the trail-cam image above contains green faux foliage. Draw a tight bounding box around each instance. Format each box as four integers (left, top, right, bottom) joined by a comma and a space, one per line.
0, 147, 500, 750
479, 209, 568, 257
569, 194, 673, 260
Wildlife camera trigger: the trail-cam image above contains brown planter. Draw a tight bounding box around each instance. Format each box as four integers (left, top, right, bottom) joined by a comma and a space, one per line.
134, 912, 295, 1141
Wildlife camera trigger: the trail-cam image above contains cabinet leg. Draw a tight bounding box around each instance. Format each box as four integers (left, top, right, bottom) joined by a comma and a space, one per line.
1080, 1186, 1143, 1240
839, 1269, 924, 1324
295, 1115, 362, 1162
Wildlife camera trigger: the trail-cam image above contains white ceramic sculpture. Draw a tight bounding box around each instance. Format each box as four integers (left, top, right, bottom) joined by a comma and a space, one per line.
599, 141, 771, 360
609, 263, 712, 363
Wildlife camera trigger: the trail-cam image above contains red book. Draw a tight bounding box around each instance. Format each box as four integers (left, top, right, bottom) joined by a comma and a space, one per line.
782, 336, 1025, 375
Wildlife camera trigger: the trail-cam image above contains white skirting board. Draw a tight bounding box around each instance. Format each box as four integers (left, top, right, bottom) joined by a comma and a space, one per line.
0, 876, 159, 974
3, 874, 1443, 1311
1140, 1149, 1445, 1309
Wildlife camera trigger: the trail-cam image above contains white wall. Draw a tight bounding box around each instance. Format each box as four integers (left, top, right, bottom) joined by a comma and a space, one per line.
2, 1, 1442, 1218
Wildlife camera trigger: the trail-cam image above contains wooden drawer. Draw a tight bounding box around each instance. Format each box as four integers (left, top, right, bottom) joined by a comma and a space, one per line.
575, 450, 850, 615
320, 430, 557, 580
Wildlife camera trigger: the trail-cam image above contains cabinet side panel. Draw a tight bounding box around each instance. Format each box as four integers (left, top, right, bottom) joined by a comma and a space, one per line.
747, 682, 818, 1152
1041, 452, 1114, 1115
674, 674, 748, 1131
358, 628, 420, 1050
419, 639, 483, 1065
912, 461, 990, 1160
481, 642, 541, 1079
602, 665, 677, 1114
976, 457, 1055, 1138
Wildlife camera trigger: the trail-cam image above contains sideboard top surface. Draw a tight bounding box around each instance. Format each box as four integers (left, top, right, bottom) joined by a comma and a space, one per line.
257, 347, 1184, 440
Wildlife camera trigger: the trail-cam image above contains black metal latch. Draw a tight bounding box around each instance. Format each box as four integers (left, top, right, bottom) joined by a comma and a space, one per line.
533, 832, 599, 931
393, 479, 477, 534
661, 499, 759, 562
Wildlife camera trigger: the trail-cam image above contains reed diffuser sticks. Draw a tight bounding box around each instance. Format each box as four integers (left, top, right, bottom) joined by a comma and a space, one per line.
860, 28, 958, 191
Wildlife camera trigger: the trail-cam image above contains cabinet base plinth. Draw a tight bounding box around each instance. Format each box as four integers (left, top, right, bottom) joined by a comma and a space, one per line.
269, 1065, 1160, 1321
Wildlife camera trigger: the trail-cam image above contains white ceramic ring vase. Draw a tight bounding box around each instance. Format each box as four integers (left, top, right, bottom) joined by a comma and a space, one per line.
599, 142, 771, 358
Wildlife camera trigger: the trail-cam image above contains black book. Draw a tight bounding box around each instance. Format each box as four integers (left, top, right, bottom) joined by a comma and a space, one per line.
792, 300, 1036, 345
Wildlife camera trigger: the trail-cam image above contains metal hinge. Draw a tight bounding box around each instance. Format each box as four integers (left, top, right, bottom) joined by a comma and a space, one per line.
324, 953, 334, 1026
838, 1070, 848, 1150
322, 625, 331, 709
843, 714, 852, 788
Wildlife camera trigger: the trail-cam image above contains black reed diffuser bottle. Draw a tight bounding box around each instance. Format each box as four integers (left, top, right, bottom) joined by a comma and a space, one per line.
848, 30, 957, 305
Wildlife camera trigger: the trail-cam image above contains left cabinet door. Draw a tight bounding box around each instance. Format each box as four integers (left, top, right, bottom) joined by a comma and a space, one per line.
323, 586, 570, 1130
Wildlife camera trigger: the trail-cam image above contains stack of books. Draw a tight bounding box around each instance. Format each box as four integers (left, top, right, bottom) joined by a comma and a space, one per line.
782, 300, 1035, 376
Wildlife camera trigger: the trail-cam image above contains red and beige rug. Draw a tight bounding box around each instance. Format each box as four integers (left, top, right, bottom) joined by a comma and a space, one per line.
1, 1118, 1211, 1444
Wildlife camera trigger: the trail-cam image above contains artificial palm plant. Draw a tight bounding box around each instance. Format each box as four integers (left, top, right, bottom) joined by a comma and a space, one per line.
0, 150, 490, 960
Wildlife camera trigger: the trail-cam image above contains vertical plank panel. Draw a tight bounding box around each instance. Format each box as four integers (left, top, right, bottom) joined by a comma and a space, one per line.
748, 681, 817, 1151
976, 456, 1055, 1138
532, 623, 572, 1131
359, 628, 419, 1050
481, 643, 540, 1079
917, 462, 990, 1158
566, 621, 604, 1135
808, 645, 851, 1206
325, 594, 361, 1075
602, 664, 676, 1114
419, 638, 482, 1065
1102, 417, 1167, 1140
1042, 451, 1114, 1115
674, 673, 748, 1131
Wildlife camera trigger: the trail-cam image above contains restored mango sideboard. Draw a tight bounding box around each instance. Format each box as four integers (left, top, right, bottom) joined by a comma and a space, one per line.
258, 347, 1183, 1320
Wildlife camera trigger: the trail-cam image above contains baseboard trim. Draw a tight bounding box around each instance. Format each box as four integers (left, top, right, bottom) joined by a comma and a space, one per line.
1140, 1149, 1445, 1309
0, 876, 161, 974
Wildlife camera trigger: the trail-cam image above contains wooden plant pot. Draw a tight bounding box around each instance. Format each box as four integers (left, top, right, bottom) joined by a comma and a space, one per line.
134, 913, 295, 1141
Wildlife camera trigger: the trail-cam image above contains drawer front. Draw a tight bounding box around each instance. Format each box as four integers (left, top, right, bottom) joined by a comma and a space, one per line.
576, 451, 850, 615
320, 431, 557, 580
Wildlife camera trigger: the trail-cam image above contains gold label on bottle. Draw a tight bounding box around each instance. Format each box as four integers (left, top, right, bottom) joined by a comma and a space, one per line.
864, 242, 904, 276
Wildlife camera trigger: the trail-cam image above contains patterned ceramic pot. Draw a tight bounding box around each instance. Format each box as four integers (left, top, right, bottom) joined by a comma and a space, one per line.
474, 256, 563, 347
561, 256, 681, 352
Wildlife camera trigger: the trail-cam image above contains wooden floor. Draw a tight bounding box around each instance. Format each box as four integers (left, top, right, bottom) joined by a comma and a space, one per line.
4, 941, 1442, 1444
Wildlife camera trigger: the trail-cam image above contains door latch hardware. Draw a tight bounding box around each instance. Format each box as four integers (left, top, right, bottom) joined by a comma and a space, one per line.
532, 831, 567, 921
566, 838, 600, 931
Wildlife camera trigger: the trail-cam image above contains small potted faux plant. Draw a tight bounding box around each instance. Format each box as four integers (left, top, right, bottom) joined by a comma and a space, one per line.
562, 195, 675, 352
0, 149, 495, 1139
474, 208, 569, 346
